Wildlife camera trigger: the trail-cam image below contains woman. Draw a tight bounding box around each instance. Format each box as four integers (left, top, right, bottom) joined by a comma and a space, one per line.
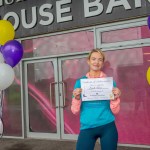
71, 48, 121, 150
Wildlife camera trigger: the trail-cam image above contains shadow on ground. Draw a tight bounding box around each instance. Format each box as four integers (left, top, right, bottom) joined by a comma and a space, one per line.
5, 143, 32, 150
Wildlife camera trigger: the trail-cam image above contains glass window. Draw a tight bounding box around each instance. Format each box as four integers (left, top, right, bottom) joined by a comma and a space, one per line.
3, 66, 22, 136
61, 58, 89, 134
101, 25, 150, 43
102, 46, 150, 145
27, 61, 57, 133
22, 30, 94, 58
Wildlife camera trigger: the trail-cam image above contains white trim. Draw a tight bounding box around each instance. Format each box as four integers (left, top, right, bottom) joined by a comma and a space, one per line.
16, 27, 94, 42
58, 54, 87, 140
118, 143, 150, 149
93, 27, 97, 48
27, 132, 60, 140
16, 17, 148, 42
2, 136, 24, 139
96, 19, 147, 32
15, 17, 148, 44
95, 17, 147, 30
23, 58, 61, 139
24, 61, 29, 138
20, 61, 25, 138
96, 17, 150, 49
2, 61, 26, 139
101, 43, 150, 52
101, 39, 150, 51
21, 51, 90, 61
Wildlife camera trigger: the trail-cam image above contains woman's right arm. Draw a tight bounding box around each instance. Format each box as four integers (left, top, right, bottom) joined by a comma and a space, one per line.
71, 80, 82, 115
71, 97, 81, 115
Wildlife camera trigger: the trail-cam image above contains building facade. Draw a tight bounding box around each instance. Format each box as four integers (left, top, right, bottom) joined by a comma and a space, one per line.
0, 0, 150, 148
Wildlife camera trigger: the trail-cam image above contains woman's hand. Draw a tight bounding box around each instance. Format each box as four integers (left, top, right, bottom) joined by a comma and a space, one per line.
112, 88, 121, 99
73, 88, 82, 100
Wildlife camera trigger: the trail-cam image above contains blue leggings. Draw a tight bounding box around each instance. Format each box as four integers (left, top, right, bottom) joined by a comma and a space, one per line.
76, 121, 118, 150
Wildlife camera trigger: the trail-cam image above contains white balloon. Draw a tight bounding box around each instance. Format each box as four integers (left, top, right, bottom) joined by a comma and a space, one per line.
0, 63, 15, 90
0, 119, 3, 136
0, 53, 4, 63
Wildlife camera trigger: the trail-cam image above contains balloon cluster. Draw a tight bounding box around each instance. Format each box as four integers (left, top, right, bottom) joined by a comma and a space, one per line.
147, 16, 150, 85
148, 16, 150, 30
0, 20, 23, 90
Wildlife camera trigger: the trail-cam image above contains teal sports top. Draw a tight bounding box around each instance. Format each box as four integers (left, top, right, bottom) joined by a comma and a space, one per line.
74, 76, 117, 130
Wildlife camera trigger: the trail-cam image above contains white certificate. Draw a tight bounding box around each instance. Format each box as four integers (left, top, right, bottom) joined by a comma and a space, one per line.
81, 77, 114, 101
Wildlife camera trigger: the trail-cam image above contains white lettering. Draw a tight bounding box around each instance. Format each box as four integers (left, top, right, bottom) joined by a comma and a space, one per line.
106, 0, 131, 14
16, 0, 24, 2
0, 0, 3, 6
135, 0, 142, 8
56, 0, 73, 23
84, 0, 103, 18
0, 0, 26, 7
1, 0, 149, 33
39, 4, 54, 25
5, 0, 14, 5
21, 7, 37, 28
3, 12, 19, 30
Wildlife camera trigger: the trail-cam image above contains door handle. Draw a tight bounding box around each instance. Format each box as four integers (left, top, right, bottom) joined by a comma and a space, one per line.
59, 81, 66, 108
49, 82, 58, 108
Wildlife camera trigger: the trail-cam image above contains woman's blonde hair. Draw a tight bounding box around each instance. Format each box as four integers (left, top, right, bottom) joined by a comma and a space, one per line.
88, 48, 105, 62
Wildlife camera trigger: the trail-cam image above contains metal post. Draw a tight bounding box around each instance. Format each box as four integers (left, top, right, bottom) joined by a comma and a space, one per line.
0, 90, 4, 138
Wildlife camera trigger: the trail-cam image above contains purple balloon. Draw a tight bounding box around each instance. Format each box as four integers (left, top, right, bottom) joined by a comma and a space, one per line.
1, 40, 23, 67
148, 16, 150, 30
0, 45, 2, 52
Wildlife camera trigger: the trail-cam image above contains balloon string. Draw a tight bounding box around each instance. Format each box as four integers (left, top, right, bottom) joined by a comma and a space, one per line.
0, 90, 4, 138
0, 90, 4, 118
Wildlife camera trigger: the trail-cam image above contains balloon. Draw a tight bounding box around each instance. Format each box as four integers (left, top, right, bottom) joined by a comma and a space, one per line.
0, 53, 4, 63
146, 67, 150, 85
0, 45, 2, 53
0, 119, 3, 137
0, 20, 15, 45
148, 16, 150, 30
1, 40, 23, 67
0, 63, 15, 90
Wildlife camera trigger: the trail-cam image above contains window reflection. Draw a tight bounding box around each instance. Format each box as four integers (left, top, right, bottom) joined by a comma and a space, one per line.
3, 66, 22, 136
103, 46, 150, 145
62, 58, 89, 134
27, 62, 56, 133
22, 31, 94, 58
102, 25, 150, 43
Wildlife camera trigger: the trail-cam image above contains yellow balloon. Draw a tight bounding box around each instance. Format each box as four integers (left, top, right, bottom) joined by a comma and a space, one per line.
146, 67, 150, 85
0, 20, 15, 45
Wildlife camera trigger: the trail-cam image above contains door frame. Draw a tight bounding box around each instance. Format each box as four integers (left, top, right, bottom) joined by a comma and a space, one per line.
23, 58, 61, 139
22, 52, 88, 140
58, 54, 87, 140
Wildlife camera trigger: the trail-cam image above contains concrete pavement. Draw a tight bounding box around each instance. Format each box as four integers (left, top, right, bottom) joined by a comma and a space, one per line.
0, 138, 149, 150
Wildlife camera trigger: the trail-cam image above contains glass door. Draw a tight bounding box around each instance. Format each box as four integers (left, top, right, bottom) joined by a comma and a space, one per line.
23, 54, 89, 140
58, 54, 89, 140
24, 58, 60, 139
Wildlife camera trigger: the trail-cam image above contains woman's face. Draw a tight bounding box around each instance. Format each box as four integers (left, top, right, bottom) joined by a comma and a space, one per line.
87, 52, 104, 71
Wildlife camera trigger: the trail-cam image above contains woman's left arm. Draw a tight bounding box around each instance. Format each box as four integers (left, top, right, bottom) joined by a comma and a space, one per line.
110, 87, 121, 114
110, 98, 120, 114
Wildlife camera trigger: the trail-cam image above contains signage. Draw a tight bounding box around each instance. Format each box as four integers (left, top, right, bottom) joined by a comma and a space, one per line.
0, 0, 150, 38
